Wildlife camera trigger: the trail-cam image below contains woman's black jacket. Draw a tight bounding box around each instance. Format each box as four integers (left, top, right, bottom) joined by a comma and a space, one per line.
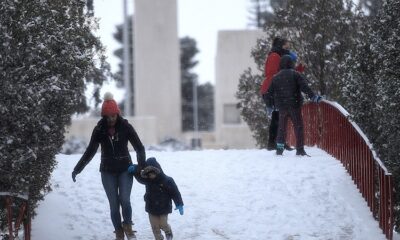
73, 116, 146, 174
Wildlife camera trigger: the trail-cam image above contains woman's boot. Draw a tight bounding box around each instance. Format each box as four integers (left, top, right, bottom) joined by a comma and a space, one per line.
114, 228, 125, 240
122, 223, 137, 239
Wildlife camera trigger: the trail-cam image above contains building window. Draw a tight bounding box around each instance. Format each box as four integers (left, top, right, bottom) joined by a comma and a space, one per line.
223, 104, 241, 124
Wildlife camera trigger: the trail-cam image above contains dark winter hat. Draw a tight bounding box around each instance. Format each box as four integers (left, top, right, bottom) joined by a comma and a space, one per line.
272, 37, 288, 48
280, 55, 295, 69
101, 92, 120, 116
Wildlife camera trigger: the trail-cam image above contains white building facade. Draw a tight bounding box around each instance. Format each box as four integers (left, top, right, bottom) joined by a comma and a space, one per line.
214, 30, 264, 149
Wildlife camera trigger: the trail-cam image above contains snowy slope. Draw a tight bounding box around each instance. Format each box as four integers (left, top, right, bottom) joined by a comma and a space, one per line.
31, 148, 389, 240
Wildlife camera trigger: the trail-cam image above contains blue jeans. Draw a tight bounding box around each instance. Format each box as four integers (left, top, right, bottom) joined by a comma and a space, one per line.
101, 171, 133, 230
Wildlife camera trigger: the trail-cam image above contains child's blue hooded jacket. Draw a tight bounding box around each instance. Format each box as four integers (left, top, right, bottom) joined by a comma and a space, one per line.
134, 157, 183, 215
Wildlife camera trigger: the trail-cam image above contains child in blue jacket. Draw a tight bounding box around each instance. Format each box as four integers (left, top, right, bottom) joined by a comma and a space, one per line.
129, 157, 183, 240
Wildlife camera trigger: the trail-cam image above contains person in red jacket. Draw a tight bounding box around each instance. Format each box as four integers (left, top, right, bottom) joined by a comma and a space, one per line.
260, 37, 304, 150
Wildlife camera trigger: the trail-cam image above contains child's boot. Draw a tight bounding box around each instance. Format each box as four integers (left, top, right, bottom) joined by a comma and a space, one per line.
296, 147, 309, 156
114, 228, 125, 240
122, 223, 137, 239
276, 143, 284, 155
166, 233, 173, 240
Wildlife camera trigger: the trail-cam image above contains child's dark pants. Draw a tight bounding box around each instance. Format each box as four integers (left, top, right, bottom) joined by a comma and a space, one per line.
276, 107, 304, 149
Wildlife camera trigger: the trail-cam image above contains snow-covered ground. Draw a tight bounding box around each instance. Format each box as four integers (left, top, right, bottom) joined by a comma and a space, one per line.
32, 148, 392, 240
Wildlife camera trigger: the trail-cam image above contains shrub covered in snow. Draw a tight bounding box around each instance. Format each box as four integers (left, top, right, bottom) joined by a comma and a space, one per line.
61, 137, 88, 155
342, 0, 400, 230
0, 0, 108, 229
237, 68, 270, 148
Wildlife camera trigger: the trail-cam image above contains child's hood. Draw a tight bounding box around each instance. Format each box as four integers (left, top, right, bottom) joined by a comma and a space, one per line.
146, 157, 164, 174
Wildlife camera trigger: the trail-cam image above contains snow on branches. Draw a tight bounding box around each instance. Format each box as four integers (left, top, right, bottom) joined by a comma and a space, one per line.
0, 0, 108, 223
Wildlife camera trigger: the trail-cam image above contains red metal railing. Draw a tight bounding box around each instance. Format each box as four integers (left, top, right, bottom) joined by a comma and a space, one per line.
287, 100, 394, 240
0, 193, 31, 240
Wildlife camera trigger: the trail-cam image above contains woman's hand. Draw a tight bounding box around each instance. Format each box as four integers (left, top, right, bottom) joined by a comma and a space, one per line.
72, 170, 78, 182
127, 164, 137, 174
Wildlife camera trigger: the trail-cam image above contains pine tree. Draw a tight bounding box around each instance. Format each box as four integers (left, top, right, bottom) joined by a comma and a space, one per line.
270, 0, 288, 10
358, 0, 383, 16
248, 0, 287, 29
236, 68, 269, 148
342, 19, 380, 143
342, 0, 400, 230
113, 15, 134, 114
248, 0, 273, 28
371, 0, 400, 230
0, 0, 108, 228
180, 36, 199, 131
180, 37, 215, 132
197, 82, 215, 131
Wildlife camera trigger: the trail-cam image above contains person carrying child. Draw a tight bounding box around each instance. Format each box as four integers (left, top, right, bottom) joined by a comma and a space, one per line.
128, 157, 184, 240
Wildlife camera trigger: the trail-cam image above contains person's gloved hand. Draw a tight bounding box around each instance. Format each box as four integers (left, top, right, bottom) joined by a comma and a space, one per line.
127, 164, 136, 174
266, 107, 273, 119
289, 51, 298, 62
312, 95, 322, 103
175, 205, 184, 215
72, 170, 78, 182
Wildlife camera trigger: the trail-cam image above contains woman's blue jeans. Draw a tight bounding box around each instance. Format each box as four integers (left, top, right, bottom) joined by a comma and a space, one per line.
101, 171, 133, 230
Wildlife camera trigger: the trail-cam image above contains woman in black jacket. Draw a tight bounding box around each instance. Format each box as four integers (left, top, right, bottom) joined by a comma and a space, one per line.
72, 92, 146, 240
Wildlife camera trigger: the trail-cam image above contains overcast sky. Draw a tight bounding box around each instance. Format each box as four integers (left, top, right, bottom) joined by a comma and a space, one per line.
92, 0, 252, 102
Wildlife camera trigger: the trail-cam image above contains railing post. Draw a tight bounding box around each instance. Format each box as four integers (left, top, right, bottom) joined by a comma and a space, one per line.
369, 154, 375, 214
357, 136, 362, 190
366, 152, 374, 210
375, 158, 378, 215
6, 196, 14, 239
382, 174, 387, 236
372, 155, 376, 214
361, 143, 365, 198
24, 211, 31, 240
1, 195, 31, 240
14, 202, 27, 238
342, 115, 347, 164
363, 144, 368, 200
388, 175, 393, 240
345, 116, 348, 163
328, 108, 332, 154
379, 169, 384, 230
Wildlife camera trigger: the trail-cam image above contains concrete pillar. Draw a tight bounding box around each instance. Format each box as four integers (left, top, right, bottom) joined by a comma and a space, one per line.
134, 0, 181, 141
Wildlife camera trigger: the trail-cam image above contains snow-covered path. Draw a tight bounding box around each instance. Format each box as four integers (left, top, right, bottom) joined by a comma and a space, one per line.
32, 148, 387, 240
